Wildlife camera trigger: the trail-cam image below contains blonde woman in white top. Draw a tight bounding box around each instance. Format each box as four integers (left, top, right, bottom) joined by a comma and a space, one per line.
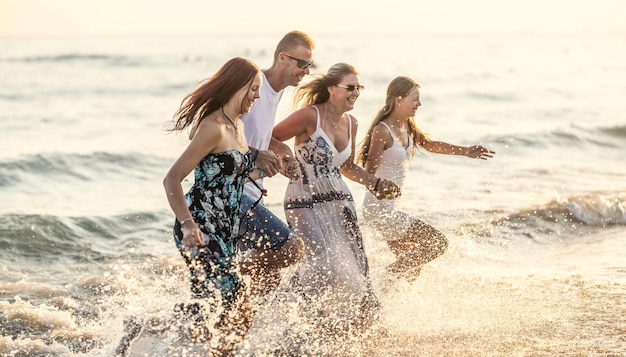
272, 63, 400, 335
357, 76, 495, 280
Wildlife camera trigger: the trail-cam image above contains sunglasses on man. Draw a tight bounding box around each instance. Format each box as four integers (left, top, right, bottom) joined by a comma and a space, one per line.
283, 53, 313, 69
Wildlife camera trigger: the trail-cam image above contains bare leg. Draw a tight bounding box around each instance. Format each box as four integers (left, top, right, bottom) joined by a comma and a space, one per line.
238, 194, 305, 298
240, 236, 304, 297
213, 292, 252, 356
386, 219, 448, 279
115, 316, 144, 356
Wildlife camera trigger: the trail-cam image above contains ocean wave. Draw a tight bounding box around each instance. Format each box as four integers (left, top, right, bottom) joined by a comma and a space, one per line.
2, 53, 144, 67
490, 124, 626, 149
565, 192, 626, 225
597, 124, 626, 139
0, 152, 168, 188
1, 52, 224, 69
467, 91, 516, 102
490, 192, 625, 242
0, 211, 169, 262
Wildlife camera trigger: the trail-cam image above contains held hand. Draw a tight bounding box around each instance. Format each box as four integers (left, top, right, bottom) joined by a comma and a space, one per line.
369, 178, 401, 200
267, 140, 298, 178
181, 220, 204, 248
467, 145, 496, 160
379, 179, 401, 200
279, 153, 299, 178
255, 150, 281, 177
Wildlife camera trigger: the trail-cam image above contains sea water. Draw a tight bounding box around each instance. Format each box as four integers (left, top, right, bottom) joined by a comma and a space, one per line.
1, 33, 625, 356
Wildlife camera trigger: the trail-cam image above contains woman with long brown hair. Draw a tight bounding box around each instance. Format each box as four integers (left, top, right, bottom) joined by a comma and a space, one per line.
163, 57, 263, 353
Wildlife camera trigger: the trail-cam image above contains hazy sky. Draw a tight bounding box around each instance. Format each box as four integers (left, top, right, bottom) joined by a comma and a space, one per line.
2, 0, 625, 37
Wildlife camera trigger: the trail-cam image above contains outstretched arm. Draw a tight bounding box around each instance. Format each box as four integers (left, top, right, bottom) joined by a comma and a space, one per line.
422, 141, 495, 160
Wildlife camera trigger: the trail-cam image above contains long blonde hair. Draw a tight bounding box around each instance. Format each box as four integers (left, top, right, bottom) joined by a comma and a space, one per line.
292, 63, 358, 109
357, 76, 429, 166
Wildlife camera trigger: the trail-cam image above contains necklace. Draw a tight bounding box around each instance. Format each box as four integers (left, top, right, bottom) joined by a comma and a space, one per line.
221, 107, 244, 146
221, 107, 237, 129
323, 104, 341, 129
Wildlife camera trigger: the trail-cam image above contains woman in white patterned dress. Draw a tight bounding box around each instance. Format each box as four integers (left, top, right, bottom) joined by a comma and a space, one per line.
271, 63, 399, 334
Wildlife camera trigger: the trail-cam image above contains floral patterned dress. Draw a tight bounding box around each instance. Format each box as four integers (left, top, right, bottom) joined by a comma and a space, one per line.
173, 149, 254, 305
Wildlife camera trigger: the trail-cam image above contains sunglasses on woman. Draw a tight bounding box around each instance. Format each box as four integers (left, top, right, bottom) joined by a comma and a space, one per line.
336, 84, 365, 92
283, 53, 313, 69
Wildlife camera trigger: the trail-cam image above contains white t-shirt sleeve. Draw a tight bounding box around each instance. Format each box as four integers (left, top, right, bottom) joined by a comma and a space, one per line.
241, 72, 284, 200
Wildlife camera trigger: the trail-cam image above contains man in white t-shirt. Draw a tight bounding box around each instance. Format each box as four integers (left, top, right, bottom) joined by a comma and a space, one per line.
239, 31, 315, 296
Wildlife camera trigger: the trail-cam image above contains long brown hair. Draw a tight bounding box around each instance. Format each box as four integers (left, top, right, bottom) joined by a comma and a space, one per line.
357, 76, 429, 166
168, 57, 260, 132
